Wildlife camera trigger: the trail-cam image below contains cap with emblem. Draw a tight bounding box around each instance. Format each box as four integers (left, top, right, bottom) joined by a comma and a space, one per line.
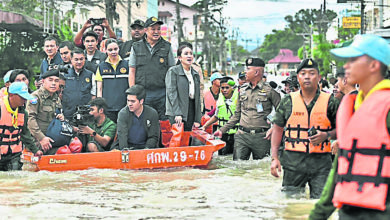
296, 58, 319, 74
130, 19, 145, 28
144, 17, 163, 28
8, 82, 35, 100
238, 71, 246, 79
41, 69, 60, 79
245, 58, 265, 67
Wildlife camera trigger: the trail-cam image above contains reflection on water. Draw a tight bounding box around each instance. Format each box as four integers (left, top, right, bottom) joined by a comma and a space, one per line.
0, 155, 331, 219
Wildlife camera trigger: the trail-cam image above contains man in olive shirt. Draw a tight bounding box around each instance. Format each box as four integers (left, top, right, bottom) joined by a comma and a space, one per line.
214, 58, 281, 160
78, 98, 116, 152
270, 58, 339, 199
26, 69, 64, 155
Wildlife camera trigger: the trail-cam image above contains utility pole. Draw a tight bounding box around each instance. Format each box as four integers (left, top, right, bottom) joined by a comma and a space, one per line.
127, 0, 132, 40
361, 0, 365, 34
194, 14, 198, 59
202, 0, 211, 76
176, 0, 184, 45
242, 37, 252, 51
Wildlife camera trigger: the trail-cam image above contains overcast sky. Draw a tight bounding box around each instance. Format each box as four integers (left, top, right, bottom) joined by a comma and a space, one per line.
181, 0, 356, 51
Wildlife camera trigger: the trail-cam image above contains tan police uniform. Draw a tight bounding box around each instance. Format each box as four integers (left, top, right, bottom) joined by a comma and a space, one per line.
26, 71, 62, 155
220, 58, 281, 160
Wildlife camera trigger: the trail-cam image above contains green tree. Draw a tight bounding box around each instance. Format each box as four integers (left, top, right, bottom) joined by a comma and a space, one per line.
259, 28, 303, 62
284, 8, 337, 36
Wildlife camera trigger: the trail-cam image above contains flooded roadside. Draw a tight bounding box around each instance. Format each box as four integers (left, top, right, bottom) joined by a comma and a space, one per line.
0, 156, 326, 219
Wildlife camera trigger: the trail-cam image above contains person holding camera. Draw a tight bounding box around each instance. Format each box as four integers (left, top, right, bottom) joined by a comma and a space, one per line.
201, 76, 238, 156
61, 48, 94, 120
76, 98, 116, 152
26, 69, 64, 155
74, 18, 116, 51
270, 58, 339, 199
40, 36, 63, 78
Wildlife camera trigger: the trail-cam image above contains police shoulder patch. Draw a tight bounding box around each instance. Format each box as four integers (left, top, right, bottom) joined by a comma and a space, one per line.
30, 98, 38, 104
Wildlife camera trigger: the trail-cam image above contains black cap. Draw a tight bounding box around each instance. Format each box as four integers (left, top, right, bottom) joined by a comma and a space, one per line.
238, 71, 246, 79
245, 58, 265, 67
41, 69, 60, 79
130, 19, 145, 28
144, 17, 163, 28
297, 58, 319, 73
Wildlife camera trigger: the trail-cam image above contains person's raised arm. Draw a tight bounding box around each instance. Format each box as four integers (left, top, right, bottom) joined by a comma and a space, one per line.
74, 20, 92, 47
102, 19, 117, 39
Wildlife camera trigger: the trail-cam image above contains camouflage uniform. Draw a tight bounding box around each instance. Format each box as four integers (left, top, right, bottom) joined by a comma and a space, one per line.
272, 89, 339, 198
26, 87, 62, 155
220, 81, 280, 160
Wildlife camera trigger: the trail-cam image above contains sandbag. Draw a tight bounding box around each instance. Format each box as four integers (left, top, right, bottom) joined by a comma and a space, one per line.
169, 124, 184, 148
56, 145, 71, 154
69, 137, 82, 153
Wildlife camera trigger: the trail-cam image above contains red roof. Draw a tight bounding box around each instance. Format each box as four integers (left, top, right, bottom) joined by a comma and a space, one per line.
268, 49, 301, 64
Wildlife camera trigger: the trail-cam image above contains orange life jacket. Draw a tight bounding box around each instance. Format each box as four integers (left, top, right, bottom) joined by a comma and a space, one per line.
284, 91, 332, 153
203, 89, 217, 113
0, 99, 24, 155
333, 90, 390, 211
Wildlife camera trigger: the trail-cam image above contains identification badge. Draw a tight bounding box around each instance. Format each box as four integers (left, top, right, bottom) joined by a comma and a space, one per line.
256, 103, 263, 113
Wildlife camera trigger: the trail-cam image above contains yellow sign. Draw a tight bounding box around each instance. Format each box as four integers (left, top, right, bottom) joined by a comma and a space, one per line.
342, 17, 361, 29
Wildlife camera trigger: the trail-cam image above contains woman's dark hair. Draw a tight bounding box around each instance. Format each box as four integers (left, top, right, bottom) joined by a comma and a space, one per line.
88, 97, 108, 114
176, 42, 193, 65
105, 38, 118, 50
9, 69, 29, 83
125, 85, 146, 101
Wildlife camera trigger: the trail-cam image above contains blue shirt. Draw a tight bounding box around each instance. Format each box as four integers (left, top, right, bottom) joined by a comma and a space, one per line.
127, 111, 147, 146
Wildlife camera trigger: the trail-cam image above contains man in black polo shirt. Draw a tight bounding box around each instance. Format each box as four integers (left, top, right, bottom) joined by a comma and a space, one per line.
115, 85, 159, 150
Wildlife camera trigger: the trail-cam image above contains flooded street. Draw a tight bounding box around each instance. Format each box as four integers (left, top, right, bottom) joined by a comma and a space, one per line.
0, 155, 328, 219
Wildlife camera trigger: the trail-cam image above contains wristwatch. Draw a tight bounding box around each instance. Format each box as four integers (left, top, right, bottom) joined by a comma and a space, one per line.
91, 131, 97, 137
326, 131, 331, 141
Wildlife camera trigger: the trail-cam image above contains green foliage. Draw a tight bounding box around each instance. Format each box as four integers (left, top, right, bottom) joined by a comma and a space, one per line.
337, 27, 359, 41
259, 28, 303, 62
57, 24, 74, 41
285, 9, 337, 35
0, 31, 44, 79
312, 34, 335, 76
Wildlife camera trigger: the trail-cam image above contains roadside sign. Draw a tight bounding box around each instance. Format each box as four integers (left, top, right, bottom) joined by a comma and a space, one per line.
342, 17, 361, 29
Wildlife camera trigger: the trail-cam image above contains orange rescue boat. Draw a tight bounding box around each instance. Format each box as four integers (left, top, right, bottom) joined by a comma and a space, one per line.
21, 129, 225, 172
